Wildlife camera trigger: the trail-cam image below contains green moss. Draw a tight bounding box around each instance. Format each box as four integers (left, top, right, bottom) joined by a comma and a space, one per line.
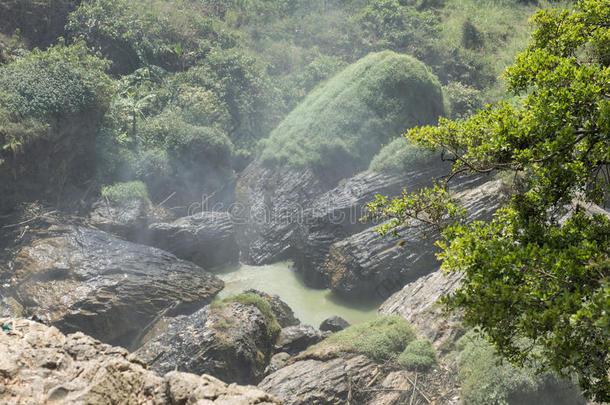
311, 315, 416, 362
101, 181, 150, 204
211, 293, 281, 340
369, 137, 440, 174
398, 339, 437, 371
259, 51, 443, 177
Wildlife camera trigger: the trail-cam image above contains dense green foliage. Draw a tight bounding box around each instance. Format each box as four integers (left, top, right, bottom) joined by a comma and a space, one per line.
368, 1, 610, 400
397, 339, 437, 371
311, 315, 416, 362
260, 51, 443, 177
0, 0, 559, 209
101, 181, 150, 204
456, 333, 586, 405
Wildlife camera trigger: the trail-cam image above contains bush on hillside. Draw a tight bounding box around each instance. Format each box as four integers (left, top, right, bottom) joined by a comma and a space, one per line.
456, 333, 586, 405
101, 181, 150, 204
369, 137, 439, 173
67, 0, 237, 74
0, 0, 80, 47
259, 51, 444, 180
310, 316, 417, 362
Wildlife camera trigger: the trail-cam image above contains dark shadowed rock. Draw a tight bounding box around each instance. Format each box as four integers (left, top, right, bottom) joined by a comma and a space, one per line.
10, 225, 223, 349
233, 160, 450, 287
319, 316, 350, 332
232, 162, 329, 265
324, 179, 511, 300
136, 300, 280, 385
293, 166, 449, 287
0, 319, 280, 404
88, 198, 150, 241
146, 211, 239, 269
274, 325, 327, 355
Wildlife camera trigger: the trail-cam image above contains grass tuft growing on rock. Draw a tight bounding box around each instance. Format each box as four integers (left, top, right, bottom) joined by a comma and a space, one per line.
310, 315, 416, 362
101, 181, 150, 204
211, 293, 281, 340
398, 339, 437, 371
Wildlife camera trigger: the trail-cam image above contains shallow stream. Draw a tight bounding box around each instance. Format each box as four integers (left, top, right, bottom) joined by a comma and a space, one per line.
216, 261, 380, 327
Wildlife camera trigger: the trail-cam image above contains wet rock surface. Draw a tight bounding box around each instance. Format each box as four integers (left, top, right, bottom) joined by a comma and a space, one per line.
0, 318, 280, 405
9, 225, 223, 348
88, 198, 150, 241
324, 179, 511, 300
146, 211, 239, 269
319, 316, 350, 332
136, 299, 280, 385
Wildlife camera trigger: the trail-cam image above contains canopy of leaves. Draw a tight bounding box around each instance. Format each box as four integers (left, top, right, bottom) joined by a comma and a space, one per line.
260, 51, 444, 178
367, 1, 610, 400
0, 41, 112, 152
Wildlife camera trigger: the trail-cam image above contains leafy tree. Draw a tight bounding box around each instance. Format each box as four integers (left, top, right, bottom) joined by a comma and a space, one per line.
367, 1, 610, 400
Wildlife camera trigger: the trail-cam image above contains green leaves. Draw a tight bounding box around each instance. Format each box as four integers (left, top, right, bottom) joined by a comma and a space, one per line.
369, 1, 610, 400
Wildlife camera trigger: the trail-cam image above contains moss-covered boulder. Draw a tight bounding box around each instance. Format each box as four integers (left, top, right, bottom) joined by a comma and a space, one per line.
260, 50, 444, 179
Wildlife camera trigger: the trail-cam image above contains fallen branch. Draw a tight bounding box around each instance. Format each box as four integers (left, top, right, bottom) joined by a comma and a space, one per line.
2, 211, 57, 229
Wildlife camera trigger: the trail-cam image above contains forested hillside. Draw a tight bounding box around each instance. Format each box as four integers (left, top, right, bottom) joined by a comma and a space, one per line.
0, 0, 567, 211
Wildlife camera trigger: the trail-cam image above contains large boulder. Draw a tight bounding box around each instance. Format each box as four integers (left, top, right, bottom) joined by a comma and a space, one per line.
146, 211, 239, 269
0, 318, 280, 404
233, 163, 328, 265
324, 179, 511, 300
293, 166, 447, 286
9, 225, 223, 348
88, 197, 150, 241
136, 292, 287, 385
274, 324, 328, 355
319, 316, 350, 333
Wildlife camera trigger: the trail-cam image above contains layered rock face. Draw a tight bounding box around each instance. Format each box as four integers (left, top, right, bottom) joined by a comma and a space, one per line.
136, 291, 299, 385
293, 166, 447, 286
232, 162, 329, 266
233, 163, 448, 287
0, 318, 280, 405
146, 211, 239, 269
379, 267, 464, 349
323, 179, 511, 300
259, 348, 458, 405
9, 225, 223, 348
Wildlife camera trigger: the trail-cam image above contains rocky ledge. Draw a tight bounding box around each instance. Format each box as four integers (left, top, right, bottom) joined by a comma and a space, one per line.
8, 225, 223, 349
0, 318, 280, 405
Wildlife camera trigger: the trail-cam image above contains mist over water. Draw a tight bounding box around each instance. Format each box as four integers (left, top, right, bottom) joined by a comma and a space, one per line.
216, 261, 380, 327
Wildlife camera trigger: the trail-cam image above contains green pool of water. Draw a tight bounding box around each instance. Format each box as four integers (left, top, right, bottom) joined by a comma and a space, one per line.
215, 261, 380, 327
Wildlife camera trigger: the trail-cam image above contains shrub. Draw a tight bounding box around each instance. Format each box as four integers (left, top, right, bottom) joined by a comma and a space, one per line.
398, 339, 437, 371
442, 81, 484, 119
211, 293, 281, 340
369, 137, 440, 173
312, 316, 417, 362
259, 51, 444, 180
101, 181, 150, 204
456, 332, 586, 405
